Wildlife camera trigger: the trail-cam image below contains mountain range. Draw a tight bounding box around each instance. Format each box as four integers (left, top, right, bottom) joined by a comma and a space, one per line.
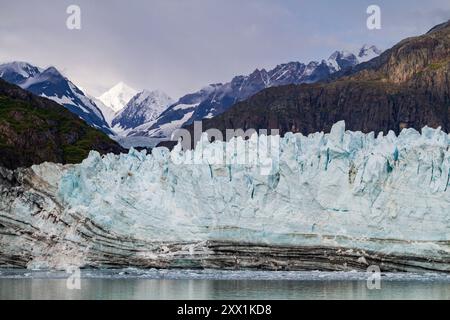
185, 20, 450, 147
0, 45, 381, 148
112, 90, 173, 132
1, 20, 449, 274
96, 82, 138, 120
1, 20, 450, 169
0, 64, 175, 141
126, 45, 382, 144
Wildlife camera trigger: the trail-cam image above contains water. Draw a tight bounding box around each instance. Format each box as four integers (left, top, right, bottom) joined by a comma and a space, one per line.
0, 269, 449, 300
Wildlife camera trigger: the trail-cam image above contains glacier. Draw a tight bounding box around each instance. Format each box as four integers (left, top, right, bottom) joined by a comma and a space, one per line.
0, 121, 449, 271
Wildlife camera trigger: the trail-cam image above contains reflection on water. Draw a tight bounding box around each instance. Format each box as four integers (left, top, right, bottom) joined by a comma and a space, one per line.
0, 270, 449, 300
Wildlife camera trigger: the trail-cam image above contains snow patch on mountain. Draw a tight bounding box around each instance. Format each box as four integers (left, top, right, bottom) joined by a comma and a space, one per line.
40, 93, 78, 109
89, 96, 116, 125
358, 44, 383, 63
130, 107, 197, 140
0, 61, 42, 83
327, 50, 359, 72
111, 90, 173, 131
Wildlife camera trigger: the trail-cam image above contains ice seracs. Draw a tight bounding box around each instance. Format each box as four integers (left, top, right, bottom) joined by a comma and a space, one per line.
0, 122, 448, 270
56, 121, 450, 250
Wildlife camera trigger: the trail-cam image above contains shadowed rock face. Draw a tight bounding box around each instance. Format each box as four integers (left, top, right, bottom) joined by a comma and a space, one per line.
185, 21, 450, 145
0, 79, 125, 170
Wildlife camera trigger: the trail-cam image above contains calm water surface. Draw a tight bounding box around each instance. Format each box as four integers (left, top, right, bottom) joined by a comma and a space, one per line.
0, 269, 449, 300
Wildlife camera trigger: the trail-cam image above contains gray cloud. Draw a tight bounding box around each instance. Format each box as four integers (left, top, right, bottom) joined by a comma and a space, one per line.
1, 0, 449, 98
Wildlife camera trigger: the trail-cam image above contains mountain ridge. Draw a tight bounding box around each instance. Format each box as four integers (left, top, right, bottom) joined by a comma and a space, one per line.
0, 62, 112, 135
128, 45, 381, 145
112, 89, 173, 132
181, 20, 450, 147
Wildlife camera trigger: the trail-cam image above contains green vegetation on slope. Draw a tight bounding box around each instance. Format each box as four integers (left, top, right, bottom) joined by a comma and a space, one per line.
0, 80, 124, 169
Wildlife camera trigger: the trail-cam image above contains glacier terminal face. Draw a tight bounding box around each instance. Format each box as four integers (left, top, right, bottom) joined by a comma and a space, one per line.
0, 122, 449, 271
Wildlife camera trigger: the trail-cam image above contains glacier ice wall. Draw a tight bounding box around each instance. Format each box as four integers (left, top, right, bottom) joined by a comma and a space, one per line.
1, 121, 449, 270
59, 122, 450, 250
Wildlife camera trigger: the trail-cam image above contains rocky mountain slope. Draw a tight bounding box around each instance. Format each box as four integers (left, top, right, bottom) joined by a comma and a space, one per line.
112, 90, 173, 131
0, 62, 113, 135
188, 21, 450, 146
97, 82, 137, 114
0, 79, 124, 169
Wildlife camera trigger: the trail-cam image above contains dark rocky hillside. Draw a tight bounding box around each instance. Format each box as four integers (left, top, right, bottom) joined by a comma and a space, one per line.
185, 20, 450, 146
0, 79, 125, 169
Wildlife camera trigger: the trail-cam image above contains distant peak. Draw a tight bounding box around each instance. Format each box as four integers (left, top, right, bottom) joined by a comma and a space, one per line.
328, 50, 356, 61
360, 44, 373, 50
111, 82, 135, 91
307, 61, 319, 66
357, 44, 382, 63
138, 89, 152, 96
99, 82, 137, 97
0, 61, 42, 79
42, 66, 62, 76
97, 82, 138, 113
359, 44, 382, 56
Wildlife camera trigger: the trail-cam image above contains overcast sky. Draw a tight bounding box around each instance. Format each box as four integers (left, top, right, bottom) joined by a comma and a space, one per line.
1, 0, 449, 98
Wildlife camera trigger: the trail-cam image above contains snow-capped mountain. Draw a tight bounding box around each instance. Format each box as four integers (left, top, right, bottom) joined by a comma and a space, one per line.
128, 45, 382, 144
0, 46, 381, 146
97, 82, 137, 114
128, 85, 219, 141
358, 44, 383, 63
326, 50, 359, 72
112, 90, 173, 132
0, 61, 42, 84
0, 62, 112, 134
